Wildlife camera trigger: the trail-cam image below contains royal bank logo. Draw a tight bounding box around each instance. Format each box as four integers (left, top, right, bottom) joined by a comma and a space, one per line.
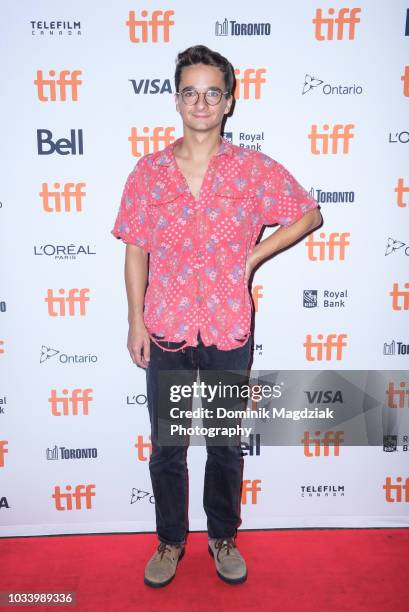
221, 131, 265, 151
303, 289, 348, 308
383, 435, 398, 452
215, 18, 271, 36
302, 73, 363, 95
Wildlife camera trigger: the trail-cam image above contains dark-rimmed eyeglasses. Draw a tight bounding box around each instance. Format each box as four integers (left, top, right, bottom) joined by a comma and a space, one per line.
175, 87, 230, 106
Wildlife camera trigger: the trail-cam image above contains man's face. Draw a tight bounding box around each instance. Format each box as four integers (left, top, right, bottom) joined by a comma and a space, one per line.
175, 63, 232, 132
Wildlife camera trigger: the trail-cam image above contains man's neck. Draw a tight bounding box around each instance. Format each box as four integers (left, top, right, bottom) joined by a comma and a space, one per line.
174, 130, 222, 163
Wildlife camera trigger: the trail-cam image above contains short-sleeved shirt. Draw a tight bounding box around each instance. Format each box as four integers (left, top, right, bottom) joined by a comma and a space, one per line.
111, 136, 319, 352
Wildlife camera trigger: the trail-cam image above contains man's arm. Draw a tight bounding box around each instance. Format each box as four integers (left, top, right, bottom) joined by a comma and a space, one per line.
246, 208, 322, 280
124, 244, 151, 368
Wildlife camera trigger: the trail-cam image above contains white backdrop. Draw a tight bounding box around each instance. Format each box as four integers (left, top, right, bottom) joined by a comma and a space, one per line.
1, 0, 408, 536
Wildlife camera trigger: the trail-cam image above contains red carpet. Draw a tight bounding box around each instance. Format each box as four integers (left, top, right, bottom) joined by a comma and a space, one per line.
1, 529, 408, 611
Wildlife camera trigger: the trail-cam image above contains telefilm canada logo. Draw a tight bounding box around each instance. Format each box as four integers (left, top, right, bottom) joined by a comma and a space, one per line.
215, 18, 271, 36
302, 73, 363, 96
30, 20, 82, 36
300, 484, 345, 498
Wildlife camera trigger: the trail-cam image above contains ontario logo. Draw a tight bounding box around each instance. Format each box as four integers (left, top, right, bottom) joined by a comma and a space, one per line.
302, 73, 363, 95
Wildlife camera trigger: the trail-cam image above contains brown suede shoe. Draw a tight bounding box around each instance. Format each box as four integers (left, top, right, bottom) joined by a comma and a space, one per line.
208, 537, 247, 584
144, 541, 185, 588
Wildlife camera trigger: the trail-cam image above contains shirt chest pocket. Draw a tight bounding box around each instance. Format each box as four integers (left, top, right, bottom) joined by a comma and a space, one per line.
209, 185, 256, 235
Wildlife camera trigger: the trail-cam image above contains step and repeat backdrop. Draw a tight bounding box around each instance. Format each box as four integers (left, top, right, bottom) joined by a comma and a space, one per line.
1, 0, 408, 536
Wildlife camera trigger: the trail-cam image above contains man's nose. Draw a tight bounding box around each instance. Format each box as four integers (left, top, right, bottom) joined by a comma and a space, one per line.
195, 92, 208, 109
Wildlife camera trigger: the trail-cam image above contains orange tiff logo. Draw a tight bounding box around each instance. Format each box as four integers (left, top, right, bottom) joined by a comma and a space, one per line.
49, 388, 93, 416
303, 334, 348, 361
313, 7, 361, 40
52, 484, 96, 510
135, 435, 152, 461
386, 382, 409, 408
45, 288, 90, 316
0, 440, 8, 467
241, 479, 261, 504
302, 431, 344, 456
40, 183, 86, 212
383, 477, 409, 503
0, 340, 4, 355
308, 124, 354, 154
395, 178, 409, 208
306, 232, 350, 260
129, 127, 175, 157
34, 70, 82, 101
401, 66, 409, 97
233, 68, 267, 99
389, 282, 409, 311
126, 10, 174, 43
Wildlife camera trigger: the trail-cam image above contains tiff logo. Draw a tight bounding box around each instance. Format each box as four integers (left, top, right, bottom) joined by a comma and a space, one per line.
34, 70, 82, 101
129, 127, 175, 157
306, 232, 350, 260
45, 288, 90, 316
386, 382, 409, 408
389, 282, 409, 311
395, 178, 409, 208
303, 334, 348, 361
126, 10, 174, 43
49, 388, 93, 416
383, 476, 409, 502
52, 484, 96, 510
309, 124, 354, 154
241, 479, 261, 504
302, 431, 344, 456
233, 68, 266, 99
313, 7, 361, 40
40, 183, 86, 212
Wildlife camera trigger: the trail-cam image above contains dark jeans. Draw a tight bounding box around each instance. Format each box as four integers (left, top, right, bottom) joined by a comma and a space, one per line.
145, 330, 252, 545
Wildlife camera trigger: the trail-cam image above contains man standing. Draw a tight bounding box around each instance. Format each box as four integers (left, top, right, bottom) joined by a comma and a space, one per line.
111, 45, 322, 587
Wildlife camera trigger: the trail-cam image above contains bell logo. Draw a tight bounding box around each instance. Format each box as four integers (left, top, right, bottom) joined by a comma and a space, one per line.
302, 431, 344, 456
303, 334, 348, 361
241, 479, 261, 504
308, 124, 354, 154
49, 388, 93, 416
128, 127, 175, 157
135, 435, 152, 461
313, 7, 361, 40
40, 182, 86, 212
389, 282, 409, 311
395, 178, 409, 208
34, 70, 82, 101
0, 440, 9, 467
306, 232, 350, 260
45, 288, 90, 316
401, 66, 409, 97
37, 129, 84, 156
383, 476, 409, 502
126, 10, 175, 43
251, 285, 263, 312
386, 381, 409, 408
233, 68, 266, 99
52, 484, 96, 510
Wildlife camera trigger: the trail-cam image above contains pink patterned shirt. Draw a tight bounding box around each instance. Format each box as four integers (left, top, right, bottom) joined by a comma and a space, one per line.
111, 136, 319, 352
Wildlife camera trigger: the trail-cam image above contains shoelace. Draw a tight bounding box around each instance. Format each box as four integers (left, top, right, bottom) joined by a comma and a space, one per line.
157, 542, 181, 561
214, 538, 237, 562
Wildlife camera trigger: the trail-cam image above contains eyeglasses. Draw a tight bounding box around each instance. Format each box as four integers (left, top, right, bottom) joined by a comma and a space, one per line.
176, 87, 230, 106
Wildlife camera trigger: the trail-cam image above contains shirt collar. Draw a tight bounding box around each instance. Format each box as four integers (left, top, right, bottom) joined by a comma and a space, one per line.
152, 135, 234, 168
